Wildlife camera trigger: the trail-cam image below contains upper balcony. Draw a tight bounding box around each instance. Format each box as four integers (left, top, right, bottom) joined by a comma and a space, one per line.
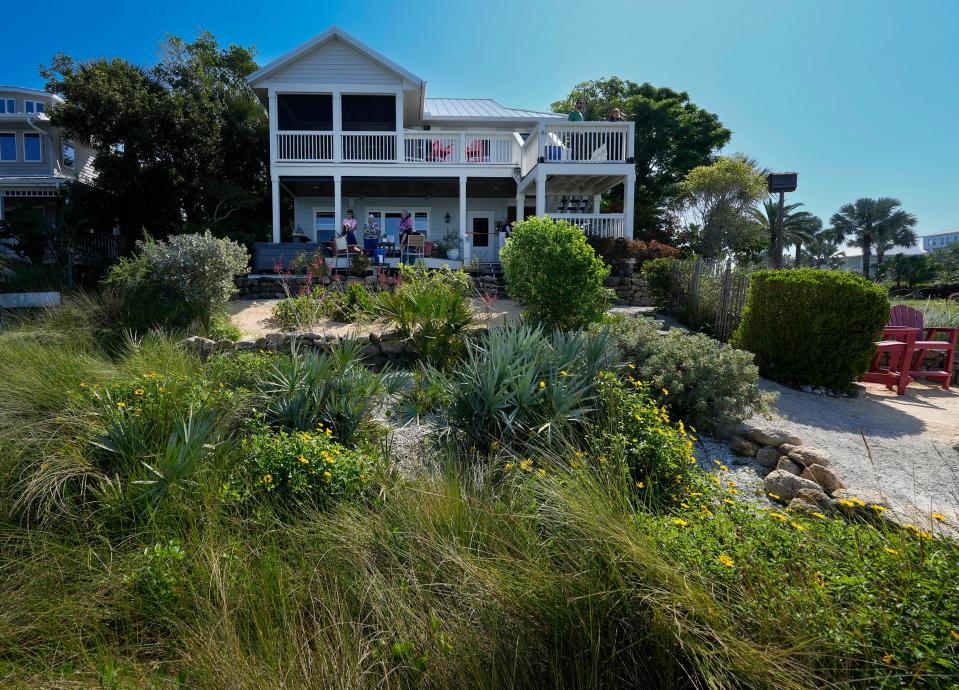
274, 121, 635, 173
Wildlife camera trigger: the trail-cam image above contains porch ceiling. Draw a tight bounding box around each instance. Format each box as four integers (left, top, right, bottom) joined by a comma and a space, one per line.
279, 176, 518, 198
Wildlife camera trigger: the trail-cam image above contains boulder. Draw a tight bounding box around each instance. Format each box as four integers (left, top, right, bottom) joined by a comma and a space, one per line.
744, 427, 802, 447
832, 487, 886, 507
755, 446, 782, 469
787, 497, 822, 514
776, 456, 804, 476
797, 487, 836, 512
763, 470, 823, 502
785, 446, 832, 468
182, 336, 215, 354
801, 464, 844, 496
728, 435, 758, 457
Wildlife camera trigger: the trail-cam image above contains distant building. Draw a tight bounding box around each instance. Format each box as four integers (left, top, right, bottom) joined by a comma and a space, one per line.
922, 228, 959, 252
841, 245, 923, 273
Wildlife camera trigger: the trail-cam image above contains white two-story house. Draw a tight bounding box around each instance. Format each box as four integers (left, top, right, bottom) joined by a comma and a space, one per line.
0, 86, 95, 224
248, 27, 636, 264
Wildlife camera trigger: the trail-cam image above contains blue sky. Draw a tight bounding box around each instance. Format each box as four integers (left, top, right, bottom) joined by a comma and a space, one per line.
6, 0, 958, 236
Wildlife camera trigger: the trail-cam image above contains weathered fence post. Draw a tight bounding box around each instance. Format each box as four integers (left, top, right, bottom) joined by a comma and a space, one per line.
689, 257, 702, 325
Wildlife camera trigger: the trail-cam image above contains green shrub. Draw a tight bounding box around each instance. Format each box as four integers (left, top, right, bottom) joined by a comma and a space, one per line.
438, 324, 620, 450
206, 350, 283, 390
324, 281, 377, 322
271, 293, 325, 331
603, 316, 772, 432
397, 263, 472, 295
501, 216, 612, 330
590, 372, 699, 506
731, 269, 889, 390
376, 278, 474, 367
586, 236, 681, 265
122, 540, 188, 626
237, 428, 372, 506
104, 231, 249, 333
256, 341, 398, 445
641, 257, 677, 304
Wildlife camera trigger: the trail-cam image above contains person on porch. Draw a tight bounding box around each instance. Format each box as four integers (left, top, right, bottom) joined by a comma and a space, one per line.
342, 209, 358, 245
398, 210, 414, 246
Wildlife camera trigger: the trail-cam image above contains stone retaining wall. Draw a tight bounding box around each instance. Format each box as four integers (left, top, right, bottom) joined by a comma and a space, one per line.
604, 276, 651, 307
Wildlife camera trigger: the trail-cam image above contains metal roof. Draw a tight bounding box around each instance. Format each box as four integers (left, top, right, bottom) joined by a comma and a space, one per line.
424, 98, 563, 121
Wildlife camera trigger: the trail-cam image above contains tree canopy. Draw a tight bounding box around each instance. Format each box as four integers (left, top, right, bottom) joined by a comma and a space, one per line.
41, 32, 270, 244
551, 78, 730, 242
829, 197, 915, 280
678, 155, 768, 260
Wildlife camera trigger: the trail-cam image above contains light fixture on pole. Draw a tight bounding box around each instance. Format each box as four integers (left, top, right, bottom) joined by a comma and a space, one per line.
767, 172, 798, 269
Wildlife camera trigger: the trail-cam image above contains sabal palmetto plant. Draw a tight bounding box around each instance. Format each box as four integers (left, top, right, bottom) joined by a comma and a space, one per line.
438, 324, 620, 450
256, 340, 400, 445
878, 253, 933, 288
829, 197, 915, 279
751, 199, 821, 268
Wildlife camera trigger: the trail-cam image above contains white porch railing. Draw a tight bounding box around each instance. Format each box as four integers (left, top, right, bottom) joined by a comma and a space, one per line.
520, 122, 634, 175
342, 132, 397, 162
552, 213, 626, 238
276, 131, 334, 161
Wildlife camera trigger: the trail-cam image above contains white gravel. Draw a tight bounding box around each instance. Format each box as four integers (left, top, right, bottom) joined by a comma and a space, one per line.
697, 379, 959, 518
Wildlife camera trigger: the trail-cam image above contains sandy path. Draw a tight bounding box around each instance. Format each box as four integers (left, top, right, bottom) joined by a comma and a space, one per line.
700, 380, 959, 517
226, 297, 523, 340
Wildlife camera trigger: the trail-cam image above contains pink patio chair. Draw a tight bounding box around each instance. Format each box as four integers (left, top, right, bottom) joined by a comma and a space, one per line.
887, 304, 958, 390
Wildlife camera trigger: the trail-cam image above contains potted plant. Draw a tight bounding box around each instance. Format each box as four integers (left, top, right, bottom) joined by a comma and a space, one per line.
437, 229, 462, 260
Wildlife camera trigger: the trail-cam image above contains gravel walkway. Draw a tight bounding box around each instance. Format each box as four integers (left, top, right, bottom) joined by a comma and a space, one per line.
698, 379, 959, 517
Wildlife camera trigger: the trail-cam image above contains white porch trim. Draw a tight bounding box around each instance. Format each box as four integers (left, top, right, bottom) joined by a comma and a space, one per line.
459, 174, 468, 261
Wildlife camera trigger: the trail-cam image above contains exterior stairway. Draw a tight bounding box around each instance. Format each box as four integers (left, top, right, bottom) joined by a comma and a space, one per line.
472, 262, 509, 300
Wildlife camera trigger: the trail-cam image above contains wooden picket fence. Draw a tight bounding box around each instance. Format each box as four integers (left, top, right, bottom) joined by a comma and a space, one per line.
665, 257, 751, 341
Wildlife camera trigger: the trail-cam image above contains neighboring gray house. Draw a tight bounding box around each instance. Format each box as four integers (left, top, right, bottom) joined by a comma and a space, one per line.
248, 27, 636, 265
0, 86, 95, 224
841, 244, 923, 273
922, 228, 959, 252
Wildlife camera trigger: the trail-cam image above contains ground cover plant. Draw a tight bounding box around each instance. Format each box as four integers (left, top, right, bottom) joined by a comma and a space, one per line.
0, 297, 957, 689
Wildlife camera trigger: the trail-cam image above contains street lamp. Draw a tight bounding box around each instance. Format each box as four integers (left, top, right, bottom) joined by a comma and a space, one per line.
767, 172, 798, 269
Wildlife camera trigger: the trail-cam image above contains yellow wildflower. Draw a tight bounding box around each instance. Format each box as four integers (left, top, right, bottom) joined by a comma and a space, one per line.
814, 572, 825, 588
662, 388, 669, 395
717, 553, 734, 567
769, 512, 787, 522
680, 502, 690, 509
767, 492, 781, 500
627, 363, 635, 369
262, 474, 273, 484
298, 454, 309, 465
635, 481, 645, 489
673, 518, 687, 527
884, 546, 898, 555
838, 499, 855, 507
951, 630, 959, 641
811, 512, 827, 520
850, 497, 865, 506
538, 380, 546, 389
870, 504, 886, 512
519, 459, 533, 471
116, 401, 126, 408
723, 498, 735, 505
537, 468, 546, 478
323, 470, 332, 480
931, 513, 947, 522
882, 653, 895, 665
790, 521, 805, 531
79, 382, 88, 388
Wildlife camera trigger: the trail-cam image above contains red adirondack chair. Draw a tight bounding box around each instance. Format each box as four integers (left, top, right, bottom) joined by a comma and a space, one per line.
887, 304, 958, 390
864, 327, 918, 395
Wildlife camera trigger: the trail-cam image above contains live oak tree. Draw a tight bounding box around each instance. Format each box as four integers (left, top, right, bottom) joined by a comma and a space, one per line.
41, 32, 269, 244
551, 78, 730, 242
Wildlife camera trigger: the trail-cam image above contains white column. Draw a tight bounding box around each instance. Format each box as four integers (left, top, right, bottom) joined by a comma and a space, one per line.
395, 91, 404, 163
332, 92, 343, 162
334, 175, 343, 235
515, 191, 525, 222
459, 175, 469, 261
271, 177, 280, 243
593, 193, 603, 214
534, 168, 546, 217
623, 172, 636, 239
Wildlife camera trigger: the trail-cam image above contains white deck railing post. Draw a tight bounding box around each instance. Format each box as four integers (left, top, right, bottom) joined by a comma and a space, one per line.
332, 92, 343, 163
459, 174, 469, 261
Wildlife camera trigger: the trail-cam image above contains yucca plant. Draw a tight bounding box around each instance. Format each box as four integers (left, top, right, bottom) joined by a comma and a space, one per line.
438, 323, 620, 450
257, 340, 400, 445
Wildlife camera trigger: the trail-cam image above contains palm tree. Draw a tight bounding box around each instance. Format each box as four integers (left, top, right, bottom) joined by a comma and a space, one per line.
751, 199, 818, 268
803, 229, 846, 269
829, 197, 912, 280
872, 208, 918, 266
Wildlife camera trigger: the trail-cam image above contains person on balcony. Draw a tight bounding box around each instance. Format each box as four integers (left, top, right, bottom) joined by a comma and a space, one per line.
608, 108, 623, 122
568, 99, 585, 121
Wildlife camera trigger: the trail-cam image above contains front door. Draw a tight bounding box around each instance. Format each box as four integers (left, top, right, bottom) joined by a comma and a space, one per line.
468, 212, 496, 262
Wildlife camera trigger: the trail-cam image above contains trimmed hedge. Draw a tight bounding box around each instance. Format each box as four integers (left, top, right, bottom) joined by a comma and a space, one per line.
730, 269, 889, 391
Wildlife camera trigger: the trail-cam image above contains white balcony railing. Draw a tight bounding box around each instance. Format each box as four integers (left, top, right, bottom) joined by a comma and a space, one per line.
402, 132, 517, 164
342, 132, 397, 162
552, 213, 626, 238
521, 122, 634, 176
276, 131, 334, 162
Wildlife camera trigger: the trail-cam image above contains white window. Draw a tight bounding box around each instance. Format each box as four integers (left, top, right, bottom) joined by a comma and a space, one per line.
367, 208, 431, 241
0, 99, 15, 114
23, 132, 42, 162
0, 132, 15, 161
313, 209, 335, 240
24, 100, 45, 114
62, 139, 75, 169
